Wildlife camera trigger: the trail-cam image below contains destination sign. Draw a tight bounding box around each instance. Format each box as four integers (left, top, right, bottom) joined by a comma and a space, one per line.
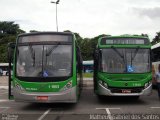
101, 38, 149, 45
18, 34, 72, 43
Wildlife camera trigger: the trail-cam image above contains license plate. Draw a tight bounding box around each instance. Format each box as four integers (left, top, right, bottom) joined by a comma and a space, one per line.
121, 89, 131, 93
37, 96, 48, 101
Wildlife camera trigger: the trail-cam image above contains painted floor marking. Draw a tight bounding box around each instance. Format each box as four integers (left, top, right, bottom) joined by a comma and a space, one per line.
0, 107, 10, 113
0, 86, 8, 89
96, 108, 120, 120
0, 92, 8, 95
0, 99, 14, 102
150, 107, 160, 109
38, 108, 51, 120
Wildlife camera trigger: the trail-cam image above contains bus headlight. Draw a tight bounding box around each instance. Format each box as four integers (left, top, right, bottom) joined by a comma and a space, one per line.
144, 81, 151, 89
15, 83, 25, 91
98, 80, 103, 84
61, 81, 72, 91
103, 82, 108, 88
99, 80, 108, 88
144, 83, 148, 88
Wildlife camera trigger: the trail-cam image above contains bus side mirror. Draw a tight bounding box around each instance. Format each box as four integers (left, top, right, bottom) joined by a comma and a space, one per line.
8, 42, 15, 62
151, 51, 155, 62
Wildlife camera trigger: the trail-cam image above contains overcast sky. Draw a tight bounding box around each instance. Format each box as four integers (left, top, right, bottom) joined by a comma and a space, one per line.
0, 0, 160, 39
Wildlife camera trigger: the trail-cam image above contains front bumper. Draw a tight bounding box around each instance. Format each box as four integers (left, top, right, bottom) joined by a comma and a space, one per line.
97, 83, 152, 96
13, 86, 77, 103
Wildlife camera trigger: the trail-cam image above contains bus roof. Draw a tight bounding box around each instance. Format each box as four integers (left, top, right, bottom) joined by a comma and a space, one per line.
18, 32, 74, 37
151, 42, 160, 50
17, 32, 74, 43
98, 35, 150, 48
99, 34, 148, 40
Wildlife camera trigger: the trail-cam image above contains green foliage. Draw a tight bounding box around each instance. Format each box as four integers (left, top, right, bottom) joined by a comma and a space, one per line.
64, 30, 107, 60
78, 34, 107, 60
30, 30, 40, 33
1, 22, 159, 63
0, 21, 25, 62
0, 21, 25, 35
151, 32, 160, 45
83, 73, 93, 78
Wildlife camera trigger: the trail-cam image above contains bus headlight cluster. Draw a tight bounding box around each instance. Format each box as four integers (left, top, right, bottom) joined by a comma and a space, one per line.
15, 83, 25, 91
99, 80, 108, 88
61, 81, 72, 91
144, 81, 151, 89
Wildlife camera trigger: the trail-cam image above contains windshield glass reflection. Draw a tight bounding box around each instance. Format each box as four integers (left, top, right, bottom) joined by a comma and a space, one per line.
101, 48, 150, 73
16, 45, 72, 77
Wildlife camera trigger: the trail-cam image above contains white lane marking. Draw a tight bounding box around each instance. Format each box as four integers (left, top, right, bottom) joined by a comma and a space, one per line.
96, 108, 120, 120
0, 107, 10, 113
0, 99, 14, 102
0, 86, 8, 89
151, 107, 160, 109
0, 92, 8, 95
38, 108, 51, 120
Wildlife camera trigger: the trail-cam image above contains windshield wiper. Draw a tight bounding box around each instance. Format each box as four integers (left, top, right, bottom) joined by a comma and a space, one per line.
111, 46, 127, 72
111, 46, 125, 61
28, 44, 35, 66
131, 46, 140, 63
46, 43, 60, 56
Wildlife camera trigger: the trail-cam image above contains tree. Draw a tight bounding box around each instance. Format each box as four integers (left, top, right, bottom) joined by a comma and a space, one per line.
65, 30, 107, 60
78, 34, 107, 60
141, 33, 148, 37
30, 30, 39, 33
0, 21, 25, 36
0, 21, 25, 62
151, 32, 160, 45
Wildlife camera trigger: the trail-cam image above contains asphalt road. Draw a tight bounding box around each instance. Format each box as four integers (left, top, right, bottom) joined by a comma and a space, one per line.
0, 85, 160, 120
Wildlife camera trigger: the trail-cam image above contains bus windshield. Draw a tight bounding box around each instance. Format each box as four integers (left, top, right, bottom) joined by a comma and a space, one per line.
16, 45, 72, 77
101, 48, 150, 73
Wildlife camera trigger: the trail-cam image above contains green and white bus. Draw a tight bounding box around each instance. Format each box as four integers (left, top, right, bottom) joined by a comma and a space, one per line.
8, 32, 83, 103
94, 35, 152, 98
